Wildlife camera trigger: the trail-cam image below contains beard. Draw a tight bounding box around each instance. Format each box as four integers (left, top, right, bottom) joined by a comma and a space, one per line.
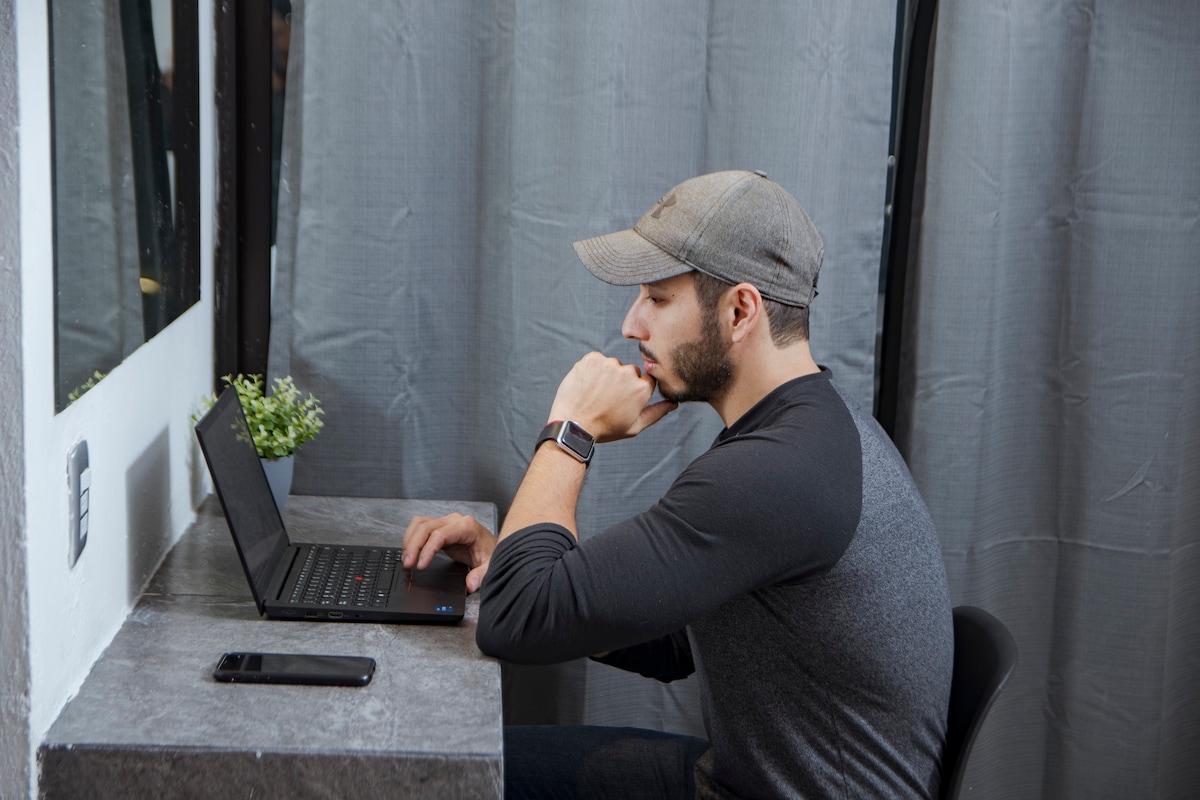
643, 314, 734, 404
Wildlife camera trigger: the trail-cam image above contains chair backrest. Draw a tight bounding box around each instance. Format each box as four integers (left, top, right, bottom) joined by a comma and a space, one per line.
940, 605, 1018, 800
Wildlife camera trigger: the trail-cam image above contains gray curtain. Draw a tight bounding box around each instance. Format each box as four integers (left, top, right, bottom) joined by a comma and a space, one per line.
897, 2, 1200, 797
270, 0, 896, 734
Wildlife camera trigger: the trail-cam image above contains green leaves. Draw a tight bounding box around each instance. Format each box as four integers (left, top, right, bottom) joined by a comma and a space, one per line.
214, 374, 325, 459
68, 370, 107, 402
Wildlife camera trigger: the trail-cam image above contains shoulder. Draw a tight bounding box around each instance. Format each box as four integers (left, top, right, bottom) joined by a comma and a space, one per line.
715, 372, 862, 477
650, 376, 864, 571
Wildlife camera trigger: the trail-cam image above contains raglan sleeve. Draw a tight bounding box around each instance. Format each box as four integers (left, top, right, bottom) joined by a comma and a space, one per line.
475, 429, 859, 665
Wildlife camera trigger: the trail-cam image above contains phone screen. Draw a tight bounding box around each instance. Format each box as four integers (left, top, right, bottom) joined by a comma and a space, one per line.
213, 652, 375, 686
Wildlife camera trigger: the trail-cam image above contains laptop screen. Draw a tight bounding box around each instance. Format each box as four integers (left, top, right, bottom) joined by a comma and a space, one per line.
194, 388, 290, 609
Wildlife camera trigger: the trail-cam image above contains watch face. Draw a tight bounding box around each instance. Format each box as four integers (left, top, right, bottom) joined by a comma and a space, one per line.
561, 421, 595, 461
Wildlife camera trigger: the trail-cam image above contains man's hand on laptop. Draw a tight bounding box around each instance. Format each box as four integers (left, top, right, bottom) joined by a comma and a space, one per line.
402, 513, 496, 593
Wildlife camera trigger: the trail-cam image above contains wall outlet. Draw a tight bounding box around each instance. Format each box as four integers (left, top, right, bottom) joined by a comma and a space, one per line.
68, 440, 89, 568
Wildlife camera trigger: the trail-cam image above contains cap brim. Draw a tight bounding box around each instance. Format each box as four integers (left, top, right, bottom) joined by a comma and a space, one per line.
573, 228, 693, 287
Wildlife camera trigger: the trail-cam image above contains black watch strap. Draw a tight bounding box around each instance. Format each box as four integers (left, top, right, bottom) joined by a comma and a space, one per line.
536, 420, 595, 465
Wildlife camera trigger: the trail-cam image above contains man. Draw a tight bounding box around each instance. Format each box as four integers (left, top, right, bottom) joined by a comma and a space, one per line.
403, 170, 953, 798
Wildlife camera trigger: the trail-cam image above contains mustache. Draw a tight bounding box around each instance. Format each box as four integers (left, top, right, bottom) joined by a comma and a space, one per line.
639, 345, 659, 363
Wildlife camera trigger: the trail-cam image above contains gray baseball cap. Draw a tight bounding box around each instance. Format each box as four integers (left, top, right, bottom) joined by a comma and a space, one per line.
573, 170, 823, 307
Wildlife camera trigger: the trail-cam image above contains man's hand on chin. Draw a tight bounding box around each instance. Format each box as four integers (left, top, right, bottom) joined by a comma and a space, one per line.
549, 352, 677, 442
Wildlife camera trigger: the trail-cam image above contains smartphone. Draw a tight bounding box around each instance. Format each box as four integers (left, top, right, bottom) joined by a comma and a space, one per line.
213, 652, 375, 686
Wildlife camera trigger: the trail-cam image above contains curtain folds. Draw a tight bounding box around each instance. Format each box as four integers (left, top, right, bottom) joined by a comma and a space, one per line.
269, 2, 1199, 791
270, 0, 895, 736
898, 2, 1200, 797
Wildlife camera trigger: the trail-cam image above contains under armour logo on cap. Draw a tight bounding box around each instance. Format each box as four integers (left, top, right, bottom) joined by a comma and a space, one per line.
650, 192, 677, 219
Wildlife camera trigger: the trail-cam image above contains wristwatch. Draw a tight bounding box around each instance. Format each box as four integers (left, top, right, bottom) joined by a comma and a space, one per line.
535, 420, 595, 465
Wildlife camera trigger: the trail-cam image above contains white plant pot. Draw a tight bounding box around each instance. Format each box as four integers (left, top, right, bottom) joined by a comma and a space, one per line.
260, 455, 295, 512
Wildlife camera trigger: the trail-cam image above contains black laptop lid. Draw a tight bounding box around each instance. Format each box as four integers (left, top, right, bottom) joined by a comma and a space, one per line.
194, 388, 289, 611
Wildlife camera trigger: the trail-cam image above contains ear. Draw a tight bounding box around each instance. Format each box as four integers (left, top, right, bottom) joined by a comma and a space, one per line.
726, 283, 764, 344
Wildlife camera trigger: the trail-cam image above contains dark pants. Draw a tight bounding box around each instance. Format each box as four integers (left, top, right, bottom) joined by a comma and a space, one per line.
504, 725, 710, 800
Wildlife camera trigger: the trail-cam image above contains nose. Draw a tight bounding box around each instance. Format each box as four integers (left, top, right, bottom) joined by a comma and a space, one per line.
621, 293, 645, 341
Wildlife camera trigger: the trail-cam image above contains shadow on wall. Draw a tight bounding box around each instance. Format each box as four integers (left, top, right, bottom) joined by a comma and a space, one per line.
126, 427, 173, 601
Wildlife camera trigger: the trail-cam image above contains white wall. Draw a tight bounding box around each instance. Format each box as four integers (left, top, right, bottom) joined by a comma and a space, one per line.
15, 0, 215, 790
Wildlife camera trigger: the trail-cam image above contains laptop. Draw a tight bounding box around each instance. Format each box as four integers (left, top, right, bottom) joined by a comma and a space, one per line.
194, 387, 467, 624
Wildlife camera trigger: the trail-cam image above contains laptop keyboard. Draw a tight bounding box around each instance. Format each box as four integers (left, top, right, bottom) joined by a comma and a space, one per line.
288, 546, 402, 608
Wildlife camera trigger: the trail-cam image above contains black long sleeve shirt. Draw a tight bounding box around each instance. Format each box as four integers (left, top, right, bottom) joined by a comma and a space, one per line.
478, 370, 953, 799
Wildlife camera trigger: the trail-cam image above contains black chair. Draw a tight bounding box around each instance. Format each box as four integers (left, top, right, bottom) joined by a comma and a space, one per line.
940, 605, 1018, 799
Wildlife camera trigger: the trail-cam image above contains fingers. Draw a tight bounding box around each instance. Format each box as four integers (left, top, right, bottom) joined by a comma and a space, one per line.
550, 352, 661, 441
402, 514, 446, 570
466, 562, 490, 594
631, 399, 679, 435
402, 512, 493, 570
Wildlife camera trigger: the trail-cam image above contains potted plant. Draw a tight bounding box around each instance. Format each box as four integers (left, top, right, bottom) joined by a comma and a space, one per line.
200, 374, 324, 509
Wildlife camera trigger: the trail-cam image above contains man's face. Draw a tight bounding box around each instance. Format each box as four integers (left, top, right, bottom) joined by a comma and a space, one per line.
621, 273, 733, 404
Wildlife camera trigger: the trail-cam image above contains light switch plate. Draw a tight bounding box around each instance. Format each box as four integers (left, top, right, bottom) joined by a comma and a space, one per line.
68, 440, 89, 568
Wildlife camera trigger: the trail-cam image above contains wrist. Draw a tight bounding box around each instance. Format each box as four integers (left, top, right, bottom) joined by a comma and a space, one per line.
536, 420, 595, 465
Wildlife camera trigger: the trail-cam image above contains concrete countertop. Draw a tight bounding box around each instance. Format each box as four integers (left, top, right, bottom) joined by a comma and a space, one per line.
39, 495, 502, 799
